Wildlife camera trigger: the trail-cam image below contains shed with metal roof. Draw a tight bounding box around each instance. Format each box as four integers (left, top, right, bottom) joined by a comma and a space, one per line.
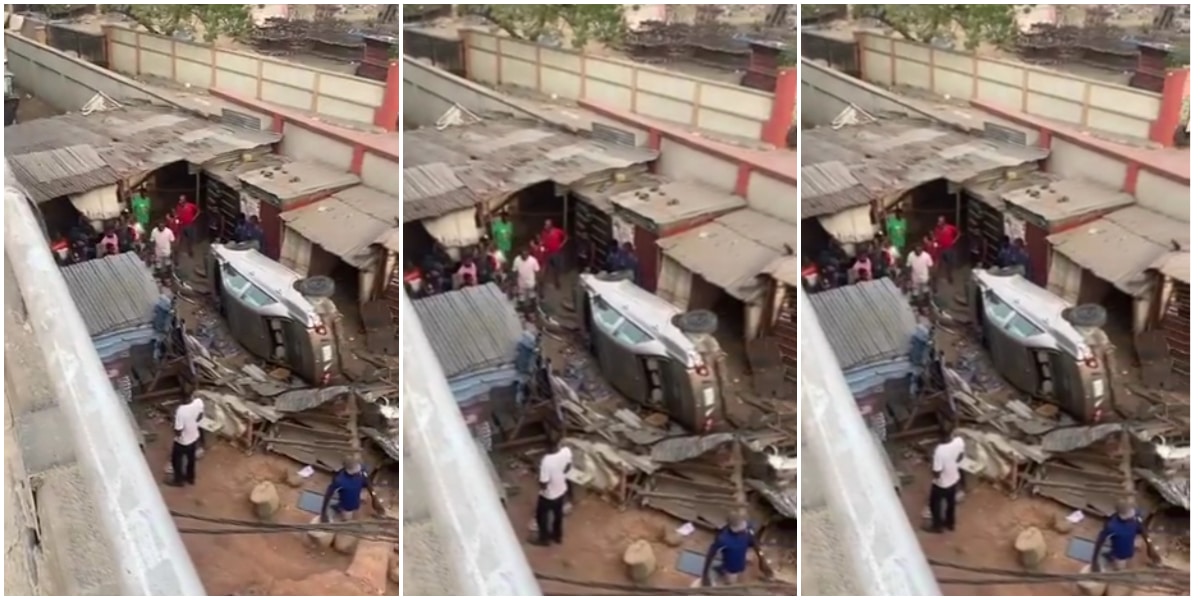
411, 283, 525, 407
60, 252, 162, 363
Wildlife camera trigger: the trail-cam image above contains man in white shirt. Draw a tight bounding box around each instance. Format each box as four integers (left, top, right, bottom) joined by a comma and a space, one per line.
512, 247, 541, 304
907, 245, 935, 302
168, 396, 204, 487
927, 428, 965, 533
535, 435, 573, 545
150, 220, 177, 276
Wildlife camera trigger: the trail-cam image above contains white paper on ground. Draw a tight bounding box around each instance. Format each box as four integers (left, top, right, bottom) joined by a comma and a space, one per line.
676, 522, 696, 536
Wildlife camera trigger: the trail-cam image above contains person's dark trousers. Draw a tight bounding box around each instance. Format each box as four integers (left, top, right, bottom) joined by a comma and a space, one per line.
929, 483, 957, 531
171, 441, 198, 485
536, 494, 566, 543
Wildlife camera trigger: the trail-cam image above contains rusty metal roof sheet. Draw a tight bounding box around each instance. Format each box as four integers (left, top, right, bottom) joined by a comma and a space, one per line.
411, 283, 524, 379
403, 118, 658, 220
238, 160, 360, 201
1048, 206, 1189, 296
808, 278, 916, 370
801, 161, 873, 218
5, 105, 280, 202
60, 253, 160, 337
1003, 178, 1135, 226
801, 119, 1048, 218
403, 162, 479, 222
280, 185, 398, 269
657, 209, 795, 301
609, 180, 746, 227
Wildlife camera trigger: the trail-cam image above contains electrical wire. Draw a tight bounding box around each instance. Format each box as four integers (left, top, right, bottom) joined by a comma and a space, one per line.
170, 510, 399, 542
533, 572, 795, 596
929, 558, 1190, 591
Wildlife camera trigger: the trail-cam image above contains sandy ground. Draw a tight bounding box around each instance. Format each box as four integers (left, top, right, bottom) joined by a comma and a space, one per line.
143, 417, 397, 596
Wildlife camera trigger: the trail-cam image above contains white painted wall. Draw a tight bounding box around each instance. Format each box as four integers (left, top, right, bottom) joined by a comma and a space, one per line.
279, 124, 355, 171
361, 153, 400, 196
6, 32, 161, 112
1134, 171, 1190, 222
657, 139, 740, 193
800, 58, 926, 126
746, 171, 798, 225
1044, 139, 1127, 191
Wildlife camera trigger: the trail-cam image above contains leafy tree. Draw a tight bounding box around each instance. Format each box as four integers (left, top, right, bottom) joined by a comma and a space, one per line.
855, 4, 1018, 50
107, 4, 253, 41
468, 5, 627, 48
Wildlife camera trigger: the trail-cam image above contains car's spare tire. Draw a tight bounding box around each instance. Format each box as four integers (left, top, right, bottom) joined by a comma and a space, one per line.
988, 266, 1023, 277
225, 241, 257, 251
671, 310, 719, 335
594, 271, 633, 282
294, 276, 336, 298
1062, 304, 1107, 328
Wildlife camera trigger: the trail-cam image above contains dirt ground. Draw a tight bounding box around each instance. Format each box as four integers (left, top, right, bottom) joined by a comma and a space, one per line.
498, 460, 795, 594
142, 418, 397, 596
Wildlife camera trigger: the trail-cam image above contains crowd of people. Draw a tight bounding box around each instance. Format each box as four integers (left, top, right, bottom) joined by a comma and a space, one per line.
51, 188, 266, 281
404, 210, 642, 310
802, 210, 1032, 303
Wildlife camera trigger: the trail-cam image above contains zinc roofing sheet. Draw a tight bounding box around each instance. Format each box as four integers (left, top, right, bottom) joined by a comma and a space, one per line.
238, 160, 361, 201
808, 278, 917, 370
800, 119, 1047, 218
1002, 178, 1135, 226
5, 105, 280, 202
280, 185, 398, 269
403, 118, 657, 221
59, 253, 160, 337
656, 209, 795, 301
411, 283, 524, 378
1047, 206, 1189, 295
402, 162, 479, 223
608, 180, 746, 227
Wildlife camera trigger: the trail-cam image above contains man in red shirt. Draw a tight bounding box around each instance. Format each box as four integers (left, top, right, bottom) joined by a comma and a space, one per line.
176, 195, 200, 257
933, 215, 959, 283
539, 219, 567, 288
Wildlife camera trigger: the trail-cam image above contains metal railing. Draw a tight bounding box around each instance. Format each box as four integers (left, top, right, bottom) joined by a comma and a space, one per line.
4, 171, 206, 595
799, 290, 941, 596
402, 294, 541, 596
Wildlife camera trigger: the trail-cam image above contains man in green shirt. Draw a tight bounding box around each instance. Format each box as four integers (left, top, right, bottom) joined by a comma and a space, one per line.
491, 210, 514, 256
130, 188, 151, 231
885, 208, 907, 252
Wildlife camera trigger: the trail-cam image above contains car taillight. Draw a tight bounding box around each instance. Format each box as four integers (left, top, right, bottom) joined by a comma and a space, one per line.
1092, 408, 1103, 422
1085, 356, 1098, 368
695, 365, 710, 376
703, 417, 714, 432
316, 325, 328, 335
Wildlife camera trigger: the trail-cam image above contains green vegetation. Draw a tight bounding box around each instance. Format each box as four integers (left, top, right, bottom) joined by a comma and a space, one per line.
854, 4, 1018, 50
468, 5, 627, 48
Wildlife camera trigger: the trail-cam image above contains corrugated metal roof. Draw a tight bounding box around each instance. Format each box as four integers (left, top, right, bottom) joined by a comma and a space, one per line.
808, 279, 917, 370
1003, 178, 1134, 226
1047, 206, 1189, 295
1150, 251, 1189, 284
571, 171, 662, 214
800, 119, 1048, 218
60, 253, 161, 337
5, 106, 280, 203
411, 283, 524, 378
801, 161, 874, 218
657, 209, 794, 301
403, 118, 658, 221
238, 160, 361, 201
403, 162, 479, 222
761, 255, 798, 287
280, 185, 398, 269
608, 180, 746, 227
963, 170, 1056, 209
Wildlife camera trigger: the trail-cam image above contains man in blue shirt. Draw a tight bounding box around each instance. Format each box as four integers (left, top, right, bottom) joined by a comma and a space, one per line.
701, 510, 774, 586
320, 457, 382, 522
1091, 497, 1159, 572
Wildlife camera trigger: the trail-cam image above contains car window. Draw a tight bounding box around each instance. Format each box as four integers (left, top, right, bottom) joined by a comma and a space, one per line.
591, 297, 624, 332
241, 283, 275, 308
614, 321, 653, 345
222, 264, 250, 296
1005, 313, 1044, 338
982, 290, 1015, 324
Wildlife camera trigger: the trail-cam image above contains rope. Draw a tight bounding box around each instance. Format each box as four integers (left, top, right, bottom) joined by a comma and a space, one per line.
533, 572, 795, 596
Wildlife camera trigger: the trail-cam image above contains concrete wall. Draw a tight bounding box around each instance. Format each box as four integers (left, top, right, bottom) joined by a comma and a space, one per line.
800, 58, 927, 126
362, 153, 400, 196
1044, 138, 1127, 190
1134, 170, 1190, 222
657, 138, 740, 193
747, 171, 797, 224
5, 32, 166, 112
463, 30, 774, 140
858, 32, 1163, 140
105, 26, 385, 125
404, 55, 535, 125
